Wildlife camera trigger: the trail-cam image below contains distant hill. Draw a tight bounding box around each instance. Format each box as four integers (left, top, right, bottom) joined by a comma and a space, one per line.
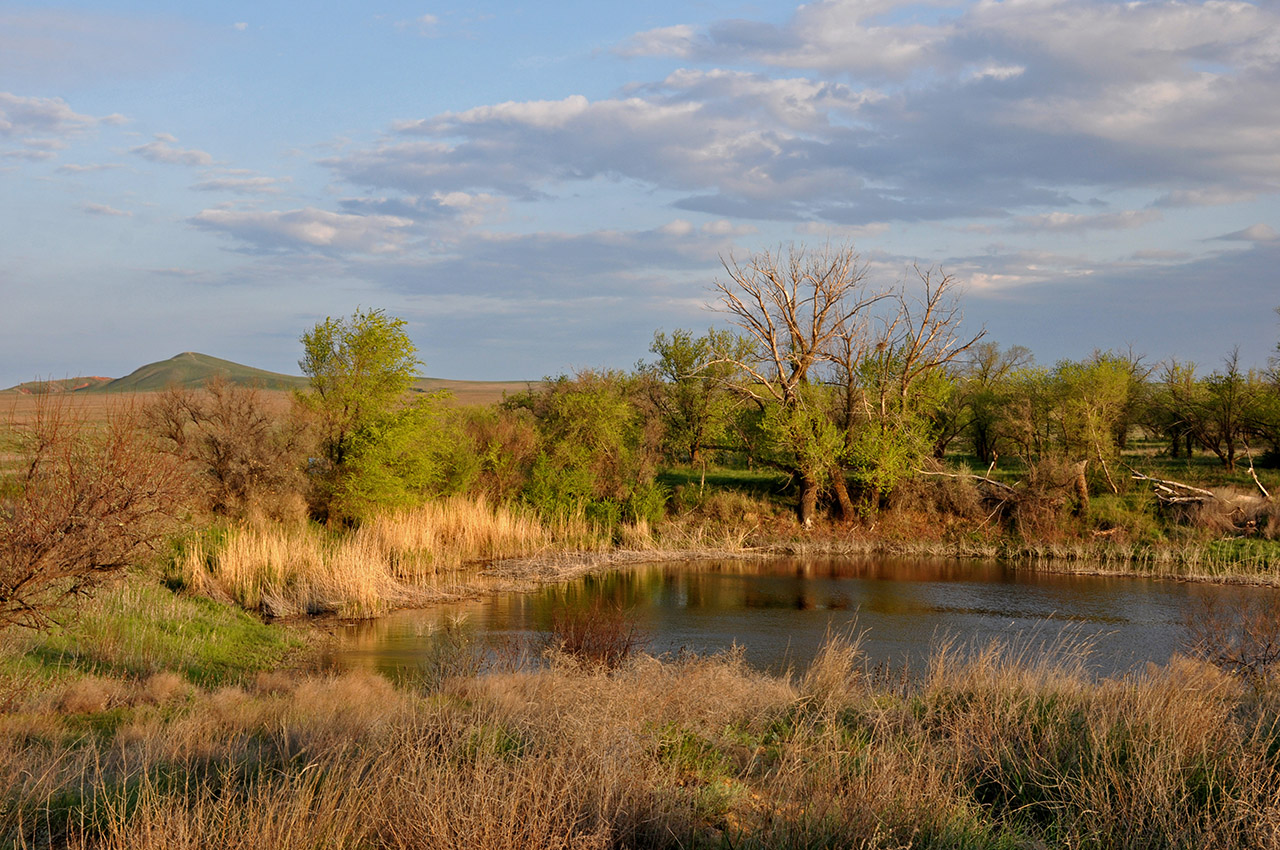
96, 352, 309, 393
5, 377, 113, 395
4, 352, 538, 406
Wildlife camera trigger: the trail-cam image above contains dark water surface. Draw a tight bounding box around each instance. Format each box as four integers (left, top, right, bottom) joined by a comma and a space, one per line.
329, 557, 1275, 677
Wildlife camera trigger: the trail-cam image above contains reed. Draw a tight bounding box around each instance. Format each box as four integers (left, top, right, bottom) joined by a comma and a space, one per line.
177, 497, 621, 618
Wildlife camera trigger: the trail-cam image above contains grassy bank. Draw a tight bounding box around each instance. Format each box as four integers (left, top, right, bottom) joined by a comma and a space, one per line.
165, 486, 1280, 626
3, 621, 1279, 849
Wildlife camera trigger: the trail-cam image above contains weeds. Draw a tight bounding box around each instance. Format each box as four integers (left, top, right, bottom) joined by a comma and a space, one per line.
4, 635, 1279, 849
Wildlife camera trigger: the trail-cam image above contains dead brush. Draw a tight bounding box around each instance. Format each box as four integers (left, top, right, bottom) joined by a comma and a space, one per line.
545, 600, 647, 670
1185, 592, 1280, 687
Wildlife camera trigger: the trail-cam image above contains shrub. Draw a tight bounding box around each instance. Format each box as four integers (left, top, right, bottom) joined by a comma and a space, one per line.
546, 600, 646, 669
0, 397, 187, 629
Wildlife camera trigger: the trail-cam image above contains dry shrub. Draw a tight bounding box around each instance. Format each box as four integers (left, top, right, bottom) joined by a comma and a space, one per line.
1186, 592, 1280, 685
546, 601, 647, 670
886, 467, 984, 523
0, 396, 187, 629
144, 378, 308, 522
56, 675, 124, 714
138, 671, 189, 705
1009, 458, 1079, 542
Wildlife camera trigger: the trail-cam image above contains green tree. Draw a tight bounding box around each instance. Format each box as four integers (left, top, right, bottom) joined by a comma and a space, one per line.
507, 370, 664, 525
297, 308, 436, 522
643, 327, 750, 465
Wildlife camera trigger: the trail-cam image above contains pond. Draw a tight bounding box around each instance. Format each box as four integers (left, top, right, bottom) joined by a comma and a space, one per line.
328, 556, 1273, 678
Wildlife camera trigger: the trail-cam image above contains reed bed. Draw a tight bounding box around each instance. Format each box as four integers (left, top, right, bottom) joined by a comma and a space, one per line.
176, 497, 622, 619
4, 634, 1280, 849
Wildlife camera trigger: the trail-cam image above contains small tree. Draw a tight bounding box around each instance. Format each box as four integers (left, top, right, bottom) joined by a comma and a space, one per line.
643, 327, 749, 466
296, 308, 430, 522
145, 377, 306, 519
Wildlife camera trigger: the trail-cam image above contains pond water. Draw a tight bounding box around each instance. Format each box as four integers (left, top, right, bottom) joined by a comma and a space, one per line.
328, 557, 1274, 678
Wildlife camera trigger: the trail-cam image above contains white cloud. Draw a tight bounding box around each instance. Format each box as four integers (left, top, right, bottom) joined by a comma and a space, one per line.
1212, 223, 1278, 242
189, 207, 414, 254
1012, 209, 1163, 233
615, 25, 699, 58
234, 22, 248, 31
81, 202, 131, 217
0, 92, 104, 138
395, 14, 440, 36
191, 176, 289, 195
130, 133, 213, 166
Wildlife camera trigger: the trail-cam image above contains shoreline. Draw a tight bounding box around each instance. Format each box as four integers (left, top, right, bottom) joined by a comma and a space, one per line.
347, 535, 1280, 626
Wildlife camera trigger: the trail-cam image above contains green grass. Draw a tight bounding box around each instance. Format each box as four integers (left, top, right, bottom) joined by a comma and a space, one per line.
1, 574, 303, 688
658, 465, 790, 500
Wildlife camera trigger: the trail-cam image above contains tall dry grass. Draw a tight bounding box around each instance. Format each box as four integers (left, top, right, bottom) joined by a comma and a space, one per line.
6, 637, 1280, 849
178, 496, 620, 618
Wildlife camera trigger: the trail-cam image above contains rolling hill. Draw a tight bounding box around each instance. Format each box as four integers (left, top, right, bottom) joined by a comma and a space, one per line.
97, 352, 309, 392
4, 352, 538, 407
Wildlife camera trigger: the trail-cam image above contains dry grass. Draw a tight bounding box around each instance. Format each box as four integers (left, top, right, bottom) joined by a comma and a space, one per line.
5, 636, 1280, 849
178, 497, 621, 618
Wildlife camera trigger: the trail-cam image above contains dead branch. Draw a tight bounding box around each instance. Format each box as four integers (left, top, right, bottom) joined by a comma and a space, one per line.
915, 467, 1017, 497
1130, 470, 1216, 504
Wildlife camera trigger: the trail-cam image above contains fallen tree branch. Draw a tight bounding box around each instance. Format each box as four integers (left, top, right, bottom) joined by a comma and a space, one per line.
1129, 470, 1216, 504
1244, 443, 1271, 501
916, 468, 1017, 497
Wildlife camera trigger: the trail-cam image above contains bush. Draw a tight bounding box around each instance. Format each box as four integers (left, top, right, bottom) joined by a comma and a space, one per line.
145, 378, 307, 521
0, 397, 187, 629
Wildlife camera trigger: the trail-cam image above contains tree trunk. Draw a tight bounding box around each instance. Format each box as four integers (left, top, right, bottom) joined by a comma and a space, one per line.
831, 469, 856, 521
799, 473, 819, 527
1072, 459, 1089, 517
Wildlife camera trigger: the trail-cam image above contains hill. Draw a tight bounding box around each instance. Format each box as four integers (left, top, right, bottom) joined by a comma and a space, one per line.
97, 352, 309, 393
5, 377, 113, 395
4, 352, 539, 407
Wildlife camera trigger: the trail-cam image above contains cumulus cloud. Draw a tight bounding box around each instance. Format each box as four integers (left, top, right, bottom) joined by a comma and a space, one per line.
130, 133, 213, 166
325, 0, 1280, 230
0, 92, 116, 160
189, 207, 414, 254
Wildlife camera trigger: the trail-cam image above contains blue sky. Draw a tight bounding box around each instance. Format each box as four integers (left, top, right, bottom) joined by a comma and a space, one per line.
2, 0, 1278, 386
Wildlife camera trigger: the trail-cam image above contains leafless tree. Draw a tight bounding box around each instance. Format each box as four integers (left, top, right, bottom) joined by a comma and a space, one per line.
145, 377, 308, 519
713, 244, 887, 523
0, 396, 187, 629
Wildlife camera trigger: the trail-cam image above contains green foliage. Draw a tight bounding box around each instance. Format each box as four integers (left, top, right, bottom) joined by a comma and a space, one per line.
297, 308, 445, 522
508, 370, 663, 523
643, 328, 750, 465
328, 394, 464, 520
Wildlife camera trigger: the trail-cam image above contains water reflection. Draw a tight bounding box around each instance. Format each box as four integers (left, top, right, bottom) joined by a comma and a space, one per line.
330, 556, 1273, 678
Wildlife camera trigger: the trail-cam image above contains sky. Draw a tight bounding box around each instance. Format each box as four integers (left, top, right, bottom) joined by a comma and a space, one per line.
2, 0, 1279, 386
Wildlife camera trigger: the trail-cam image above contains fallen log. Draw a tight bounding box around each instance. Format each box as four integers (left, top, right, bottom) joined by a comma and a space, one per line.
1130, 470, 1216, 504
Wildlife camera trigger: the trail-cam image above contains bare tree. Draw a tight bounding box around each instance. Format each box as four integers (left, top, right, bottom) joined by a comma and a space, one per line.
145, 377, 307, 519
829, 265, 985, 512
713, 244, 886, 524
0, 396, 187, 629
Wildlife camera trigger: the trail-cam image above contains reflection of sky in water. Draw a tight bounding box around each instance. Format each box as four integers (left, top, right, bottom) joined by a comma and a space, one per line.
329, 557, 1275, 678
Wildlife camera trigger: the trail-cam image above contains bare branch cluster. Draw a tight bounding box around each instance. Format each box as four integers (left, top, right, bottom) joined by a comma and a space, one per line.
0, 397, 187, 629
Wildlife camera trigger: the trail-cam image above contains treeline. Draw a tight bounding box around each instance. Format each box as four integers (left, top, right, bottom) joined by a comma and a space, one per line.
133, 248, 1280, 532
5, 246, 1280, 625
